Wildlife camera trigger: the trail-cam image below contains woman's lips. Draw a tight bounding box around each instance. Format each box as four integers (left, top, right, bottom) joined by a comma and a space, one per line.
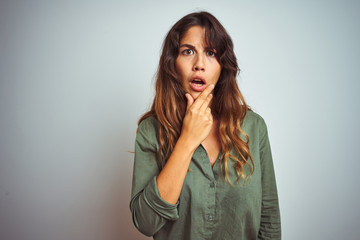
189, 81, 206, 92
189, 76, 206, 92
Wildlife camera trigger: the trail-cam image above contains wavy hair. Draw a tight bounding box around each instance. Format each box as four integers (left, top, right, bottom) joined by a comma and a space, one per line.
139, 11, 254, 183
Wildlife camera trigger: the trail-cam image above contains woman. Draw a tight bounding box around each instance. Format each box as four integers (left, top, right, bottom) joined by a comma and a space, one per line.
130, 11, 281, 240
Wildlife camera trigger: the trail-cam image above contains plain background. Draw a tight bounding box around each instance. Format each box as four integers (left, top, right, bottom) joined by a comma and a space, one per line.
1, 0, 360, 239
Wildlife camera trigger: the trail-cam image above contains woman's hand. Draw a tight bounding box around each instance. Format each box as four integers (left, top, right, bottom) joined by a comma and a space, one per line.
155, 85, 214, 204
179, 84, 215, 150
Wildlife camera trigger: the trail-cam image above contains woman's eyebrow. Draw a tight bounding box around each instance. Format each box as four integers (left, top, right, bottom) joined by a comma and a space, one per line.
179, 44, 195, 49
179, 44, 214, 51
204, 46, 216, 51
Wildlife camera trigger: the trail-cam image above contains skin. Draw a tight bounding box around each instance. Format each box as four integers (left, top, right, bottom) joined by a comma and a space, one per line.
156, 26, 222, 204
176, 26, 222, 101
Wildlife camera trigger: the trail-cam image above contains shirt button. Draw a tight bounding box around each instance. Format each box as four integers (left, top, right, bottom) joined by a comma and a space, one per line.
208, 215, 213, 221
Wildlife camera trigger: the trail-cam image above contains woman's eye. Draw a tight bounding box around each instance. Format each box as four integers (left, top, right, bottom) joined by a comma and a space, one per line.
182, 49, 194, 55
207, 50, 216, 57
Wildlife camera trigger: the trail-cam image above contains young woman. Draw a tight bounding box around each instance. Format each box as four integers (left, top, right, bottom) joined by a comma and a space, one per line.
130, 11, 281, 240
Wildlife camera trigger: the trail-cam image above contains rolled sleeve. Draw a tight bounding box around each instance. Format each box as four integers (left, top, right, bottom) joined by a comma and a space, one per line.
130, 177, 179, 236
130, 117, 179, 236
144, 176, 179, 219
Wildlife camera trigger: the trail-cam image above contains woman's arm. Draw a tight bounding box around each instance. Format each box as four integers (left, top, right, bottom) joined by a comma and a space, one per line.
130, 84, 214, 236
130, 129, 178, 236
258, 119, 281, 240
156, 84, 214, 204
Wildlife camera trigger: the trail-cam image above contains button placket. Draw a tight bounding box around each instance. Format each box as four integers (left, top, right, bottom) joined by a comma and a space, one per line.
204, 177, 216, 225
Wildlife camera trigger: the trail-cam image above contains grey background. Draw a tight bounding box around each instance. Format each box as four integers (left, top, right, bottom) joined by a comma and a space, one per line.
1, 0, 359, 239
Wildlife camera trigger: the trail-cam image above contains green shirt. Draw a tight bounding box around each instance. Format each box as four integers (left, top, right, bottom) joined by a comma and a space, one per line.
130, 110, 281, 239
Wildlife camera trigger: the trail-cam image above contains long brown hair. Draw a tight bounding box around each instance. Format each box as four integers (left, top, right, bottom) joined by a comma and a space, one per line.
139, 11, 254, 183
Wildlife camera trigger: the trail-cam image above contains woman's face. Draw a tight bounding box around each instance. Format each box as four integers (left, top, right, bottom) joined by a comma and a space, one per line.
175, 26, 222, 100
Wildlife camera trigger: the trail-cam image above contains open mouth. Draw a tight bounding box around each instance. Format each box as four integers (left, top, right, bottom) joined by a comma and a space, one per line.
189, 77, 207, 92
191, 79, 205, 86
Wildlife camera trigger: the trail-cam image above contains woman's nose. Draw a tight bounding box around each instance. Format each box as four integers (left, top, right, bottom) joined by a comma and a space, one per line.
193, 55, 205, 72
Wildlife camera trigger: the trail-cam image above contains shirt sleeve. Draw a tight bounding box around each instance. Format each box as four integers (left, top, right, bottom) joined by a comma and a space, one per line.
257, 118, 281, 240
129, 118, 180, 237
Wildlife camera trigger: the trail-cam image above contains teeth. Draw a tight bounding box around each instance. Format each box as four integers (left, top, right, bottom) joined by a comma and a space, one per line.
192, 79, 204, 84
191, 78, 204, 87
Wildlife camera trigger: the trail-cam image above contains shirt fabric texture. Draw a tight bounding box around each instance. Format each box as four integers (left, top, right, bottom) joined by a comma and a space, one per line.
130, 110, 281, 240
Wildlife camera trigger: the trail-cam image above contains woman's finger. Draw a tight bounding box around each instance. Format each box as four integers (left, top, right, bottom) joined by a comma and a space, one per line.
200, 93, 213, 112
208, 108, 213, 120
185, 93, 194, 111
191, 84, 214, 109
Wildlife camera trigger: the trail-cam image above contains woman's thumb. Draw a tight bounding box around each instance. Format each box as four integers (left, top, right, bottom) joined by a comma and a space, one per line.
185, 93, 194, 109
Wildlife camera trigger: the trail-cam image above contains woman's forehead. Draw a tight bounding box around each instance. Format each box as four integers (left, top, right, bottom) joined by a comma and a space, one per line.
180, 26, 205, 44
180, 26, 215, 49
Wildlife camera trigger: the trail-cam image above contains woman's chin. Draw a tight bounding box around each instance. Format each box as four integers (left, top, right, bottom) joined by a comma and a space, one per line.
190, 92, 201, 100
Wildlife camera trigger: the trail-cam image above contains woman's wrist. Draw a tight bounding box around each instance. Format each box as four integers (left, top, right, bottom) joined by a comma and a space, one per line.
176, 135, 198, 154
